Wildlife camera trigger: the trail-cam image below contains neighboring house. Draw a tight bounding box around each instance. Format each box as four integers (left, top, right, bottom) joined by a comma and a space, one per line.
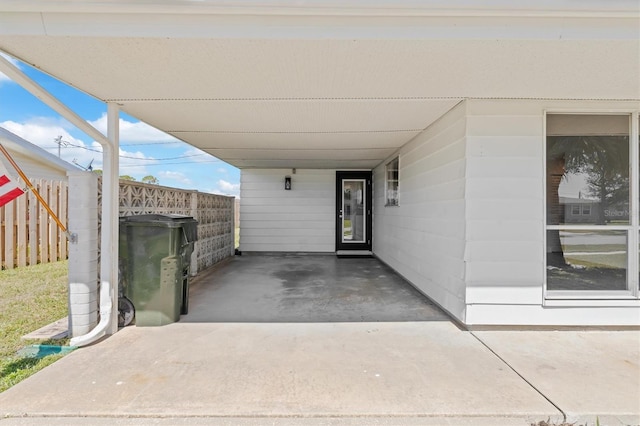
559, 197, 630, 225
0, 127, 78, 181
559, 197, 599, 224
0, 1, 638, 328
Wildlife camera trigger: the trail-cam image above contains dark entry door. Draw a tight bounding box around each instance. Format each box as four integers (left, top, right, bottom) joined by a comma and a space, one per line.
336, 171, 372, 253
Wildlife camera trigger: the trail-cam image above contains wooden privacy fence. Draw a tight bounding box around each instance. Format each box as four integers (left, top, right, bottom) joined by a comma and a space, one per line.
1, 179, 68, 269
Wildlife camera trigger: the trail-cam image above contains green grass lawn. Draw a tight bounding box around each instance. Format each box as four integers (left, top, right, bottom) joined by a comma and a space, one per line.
0, 261, 69, 393
561, 244, 626, 253
565, 253, 627, 269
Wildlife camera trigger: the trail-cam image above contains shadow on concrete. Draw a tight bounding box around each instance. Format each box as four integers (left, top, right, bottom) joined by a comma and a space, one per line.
184, 254, 451, 323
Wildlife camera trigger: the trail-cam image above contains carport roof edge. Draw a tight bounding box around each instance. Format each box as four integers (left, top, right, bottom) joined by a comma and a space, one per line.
1, 0, 637, 18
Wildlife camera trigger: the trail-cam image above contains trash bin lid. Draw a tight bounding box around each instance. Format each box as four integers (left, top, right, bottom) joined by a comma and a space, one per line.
121, 214, 192, 227
120, 214, 198, 242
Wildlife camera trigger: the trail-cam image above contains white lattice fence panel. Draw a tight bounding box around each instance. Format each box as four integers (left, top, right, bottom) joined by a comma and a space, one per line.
193, 193, 234, 270
97, 179, 234, 273
118, 181, 192, 217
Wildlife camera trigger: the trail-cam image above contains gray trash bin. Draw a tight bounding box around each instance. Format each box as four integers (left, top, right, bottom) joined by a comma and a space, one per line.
119, 214, 198, 326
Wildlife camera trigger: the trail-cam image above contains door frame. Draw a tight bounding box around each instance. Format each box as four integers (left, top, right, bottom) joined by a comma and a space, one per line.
335, 171, 373, 253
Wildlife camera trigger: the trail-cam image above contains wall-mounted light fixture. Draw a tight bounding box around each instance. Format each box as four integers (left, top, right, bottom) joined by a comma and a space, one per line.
284, 176, 292, 190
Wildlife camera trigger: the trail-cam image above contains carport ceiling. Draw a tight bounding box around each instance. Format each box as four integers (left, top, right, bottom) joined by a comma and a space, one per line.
0, 1, 638, 169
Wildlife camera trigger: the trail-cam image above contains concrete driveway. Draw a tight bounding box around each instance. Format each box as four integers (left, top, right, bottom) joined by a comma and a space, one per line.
0, 255, 638, 425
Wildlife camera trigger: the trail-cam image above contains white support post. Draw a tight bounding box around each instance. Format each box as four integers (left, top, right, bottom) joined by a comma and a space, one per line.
106, 103, 120, 334
67, 171, 99, 337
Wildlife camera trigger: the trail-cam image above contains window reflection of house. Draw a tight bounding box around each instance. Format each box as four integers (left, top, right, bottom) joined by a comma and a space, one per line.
560, 197, 598, 223
560, 197, 629, 224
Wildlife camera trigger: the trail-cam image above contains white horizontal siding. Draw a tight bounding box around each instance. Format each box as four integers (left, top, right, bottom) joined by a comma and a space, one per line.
373, 101, 467, 322
464, 99, 640, 326
464, 100, 545, 307
466, 304, 640, 326
465, 99, 640, 116
1, 149, 68, 181
240, 205, 334, 214
240, 169, 335, 252
242, 197, 332, 207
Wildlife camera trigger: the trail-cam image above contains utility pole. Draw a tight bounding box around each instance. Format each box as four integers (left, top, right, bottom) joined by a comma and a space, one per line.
54, 135, 63, 158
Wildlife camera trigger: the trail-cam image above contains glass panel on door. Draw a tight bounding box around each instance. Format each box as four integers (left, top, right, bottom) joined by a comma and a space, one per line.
342, 179, 366, 243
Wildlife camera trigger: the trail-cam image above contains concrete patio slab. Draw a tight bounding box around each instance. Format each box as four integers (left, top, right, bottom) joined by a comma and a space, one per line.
3, 255, 635, 425
21, 318, 68, 341
472, 329, 640, 425
0, 322, 561, 423
185, 255, 449, 323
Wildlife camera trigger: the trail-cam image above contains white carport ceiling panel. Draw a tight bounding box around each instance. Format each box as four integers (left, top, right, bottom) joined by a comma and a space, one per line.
171, 131, 421, 151
229, 159, 381, 169
207, 148, 397, 161
1, 37, 637, 101
121, 99, 459, 134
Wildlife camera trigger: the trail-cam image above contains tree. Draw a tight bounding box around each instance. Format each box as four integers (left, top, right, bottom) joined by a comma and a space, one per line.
141, 175, 159, 185
119, 175, 136, 181
92, 169, 102, 176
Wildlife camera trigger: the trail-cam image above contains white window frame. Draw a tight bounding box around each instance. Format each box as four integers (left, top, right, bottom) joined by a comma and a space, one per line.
543, 110, 640, 303
385, 156, 399, 207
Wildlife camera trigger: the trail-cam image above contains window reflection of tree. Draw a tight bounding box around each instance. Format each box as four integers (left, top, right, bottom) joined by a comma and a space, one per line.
546, 133, 629, 288
548, 135, 629, 226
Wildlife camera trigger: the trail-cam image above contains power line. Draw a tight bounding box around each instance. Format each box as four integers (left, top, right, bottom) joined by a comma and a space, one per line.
120, 141, 183, 147
47, 141, 208, 161
121, 153, 206, 161
119, 159, 220, 167
46, 141, 183, 147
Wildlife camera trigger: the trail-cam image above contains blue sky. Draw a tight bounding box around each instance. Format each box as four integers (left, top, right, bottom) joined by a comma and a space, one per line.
0, 55, 240, 196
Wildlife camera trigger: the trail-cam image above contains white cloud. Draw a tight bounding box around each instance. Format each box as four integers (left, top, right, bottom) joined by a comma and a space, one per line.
181, 147, 218, 163
117, 146, 159, 176
215, 179, 240, 197
1, 118, 230, 189
216, 167, 228, 174
158, 170, 192, 186
0, 54, 20, 85
88, 113, 179, 143
1, 119, 157, 176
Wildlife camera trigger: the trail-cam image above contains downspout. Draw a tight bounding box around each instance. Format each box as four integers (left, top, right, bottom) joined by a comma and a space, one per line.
0, 54, 118, 346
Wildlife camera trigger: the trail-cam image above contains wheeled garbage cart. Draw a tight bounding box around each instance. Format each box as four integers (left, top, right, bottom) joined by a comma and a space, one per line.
119, 214, 198, 326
